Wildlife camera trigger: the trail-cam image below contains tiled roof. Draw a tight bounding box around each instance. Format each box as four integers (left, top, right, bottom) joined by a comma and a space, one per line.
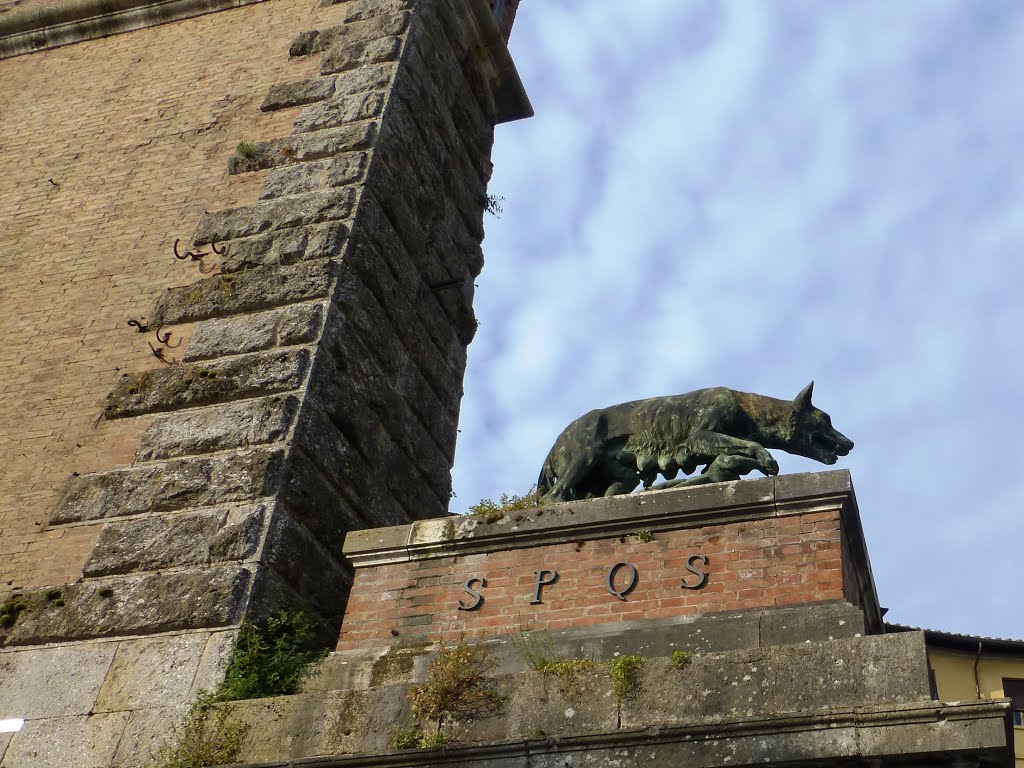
887, 623, 1024, 653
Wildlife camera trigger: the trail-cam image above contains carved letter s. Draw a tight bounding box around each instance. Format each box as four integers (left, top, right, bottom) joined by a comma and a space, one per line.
681, 554, 709, 590
458, 576, 487, 611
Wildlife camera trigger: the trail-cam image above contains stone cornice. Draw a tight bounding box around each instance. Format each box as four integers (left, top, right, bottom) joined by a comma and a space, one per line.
0, 0, 265, 59
344, 470, 857, 565
0, 0, 533, 126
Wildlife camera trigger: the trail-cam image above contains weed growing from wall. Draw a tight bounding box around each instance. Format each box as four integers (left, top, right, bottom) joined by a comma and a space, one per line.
610, 654, 644, 702
149, 609, 327, 767
396, 638, 505, 748
216, 608, 328, 701
467, 485, 543, 523
147, 696, 246, 768
671, 650, 692, 669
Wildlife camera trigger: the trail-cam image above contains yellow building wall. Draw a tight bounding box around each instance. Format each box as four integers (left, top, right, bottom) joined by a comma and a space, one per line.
929, 646, 1024, 766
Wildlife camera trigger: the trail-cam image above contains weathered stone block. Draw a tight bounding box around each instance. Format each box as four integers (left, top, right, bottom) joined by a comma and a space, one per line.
1, 713, 127, 768
2, 566, 251, 646
293, 90, 386, 133
618, 632, 931, 729
183, 303, 324, 362
49, 449, 285, 524
311, 317, 417, 442
93, 633, 209, 713
226, 688, 407, 760
341, 0, 411, 22
355, 195, 471, 364
291, 12, 409, 58
138, 395, 300, 461
192, 189, 356, 244
334, 250, 464, 415
320, 35, 403, 76
262, 509, 353, 616
259, 152, 369, 200
153, 259, 335, 326
0, 642, 116, 719
260, 76, 335, 112
83, 504, 265, 576
228, 122, 377, 175
110, 705, 189, 768
104, 348, 311, 419
219, 223, 349, 273
190, 630, 236, 698
279, 447, 374, 549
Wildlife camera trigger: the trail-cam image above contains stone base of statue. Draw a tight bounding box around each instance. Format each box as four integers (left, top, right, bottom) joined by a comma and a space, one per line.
216, 471, 1014, 766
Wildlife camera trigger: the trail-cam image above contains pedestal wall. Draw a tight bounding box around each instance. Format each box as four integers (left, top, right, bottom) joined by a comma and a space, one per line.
339, 471, 884, 650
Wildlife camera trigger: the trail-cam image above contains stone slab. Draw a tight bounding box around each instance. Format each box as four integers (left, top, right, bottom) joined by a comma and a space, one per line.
0, 642, 116, 719
190, 629, 236, 698
1, 566, 251, 646
619, 631, 931, 728
219, 224, 349, 273
320, 35, 402, 76
83, 503, 264, 576
93, 633, 209, 713
228, 123, 377, 176
288, 12, 410, 58
193, 189, 356, 244
110, 704, 189, 768
104, 348, 310, 420
137, 395, 300, 462
152, 259, 335, 326
183, 303, 324, 362
1, 713, 127, 768
293, 89, 386, 134
260, 152, 369, 200
343, 472, 855, 564
260, 76, 335, 112
227, 687, 409, 761
49, 449, 285, 524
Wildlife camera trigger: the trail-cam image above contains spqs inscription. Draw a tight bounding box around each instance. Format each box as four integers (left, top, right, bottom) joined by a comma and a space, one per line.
457, 554, 709, 611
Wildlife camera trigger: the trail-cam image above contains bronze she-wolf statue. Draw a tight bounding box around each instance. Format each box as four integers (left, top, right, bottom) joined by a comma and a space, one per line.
537, 382, 853, 503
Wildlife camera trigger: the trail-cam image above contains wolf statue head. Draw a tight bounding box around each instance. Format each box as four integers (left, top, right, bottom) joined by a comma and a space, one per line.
787, 382, 854, 465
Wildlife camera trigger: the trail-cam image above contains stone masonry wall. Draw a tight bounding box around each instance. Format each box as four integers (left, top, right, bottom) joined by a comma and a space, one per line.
337, 509, 850, 650
0, 0, 351, 594
1, 0, 524, 649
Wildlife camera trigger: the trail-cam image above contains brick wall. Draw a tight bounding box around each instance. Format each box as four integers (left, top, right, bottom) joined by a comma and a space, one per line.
337, 509, 851, 650
0, 0, 350, 592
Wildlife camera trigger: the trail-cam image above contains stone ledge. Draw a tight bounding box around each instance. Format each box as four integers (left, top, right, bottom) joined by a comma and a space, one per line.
227, 122, 377, 176
451, 0, 531, 124
104, 348, 311, 419
152, 259, 335, 326
48, 450, 285, 524
206, 633, 1010, 766
0, 0, 267, 60
0, 565, 251, 646
309, 602, 871, 693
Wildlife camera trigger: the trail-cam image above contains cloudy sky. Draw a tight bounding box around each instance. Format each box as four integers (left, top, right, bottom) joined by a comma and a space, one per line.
450, 1, 1024, 640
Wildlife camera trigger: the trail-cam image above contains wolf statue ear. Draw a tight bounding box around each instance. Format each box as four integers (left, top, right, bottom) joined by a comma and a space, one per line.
793, 381, 814, 411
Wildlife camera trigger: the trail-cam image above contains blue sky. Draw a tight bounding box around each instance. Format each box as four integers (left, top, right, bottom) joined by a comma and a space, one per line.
451, 1, 1024, 640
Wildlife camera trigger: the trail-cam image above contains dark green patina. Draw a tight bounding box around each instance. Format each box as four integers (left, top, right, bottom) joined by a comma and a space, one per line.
537, 383, 853, 503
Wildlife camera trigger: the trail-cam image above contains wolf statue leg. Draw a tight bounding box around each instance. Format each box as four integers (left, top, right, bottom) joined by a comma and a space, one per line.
682, 430, 779, 476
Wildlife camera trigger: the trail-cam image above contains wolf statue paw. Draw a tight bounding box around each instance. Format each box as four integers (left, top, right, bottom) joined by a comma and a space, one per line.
753, 448, 779, 476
